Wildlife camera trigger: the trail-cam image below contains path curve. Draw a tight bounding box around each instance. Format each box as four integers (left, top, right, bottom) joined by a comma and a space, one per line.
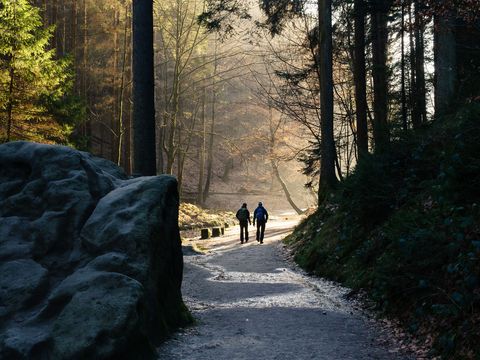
157, 217, 412, 360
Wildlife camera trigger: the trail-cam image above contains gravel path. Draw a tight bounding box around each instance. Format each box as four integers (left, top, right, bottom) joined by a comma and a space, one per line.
157, 218, 412, 360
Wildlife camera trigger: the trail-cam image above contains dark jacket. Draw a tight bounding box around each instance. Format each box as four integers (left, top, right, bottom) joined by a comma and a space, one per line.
253, 206, 268, 223
236, 208, 251, 224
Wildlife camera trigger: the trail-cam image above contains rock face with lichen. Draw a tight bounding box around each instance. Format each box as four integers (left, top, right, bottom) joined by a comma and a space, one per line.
0, 141, 190, 359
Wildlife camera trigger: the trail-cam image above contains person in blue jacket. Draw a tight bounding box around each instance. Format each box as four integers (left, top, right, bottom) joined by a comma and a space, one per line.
253, 202, 269, 244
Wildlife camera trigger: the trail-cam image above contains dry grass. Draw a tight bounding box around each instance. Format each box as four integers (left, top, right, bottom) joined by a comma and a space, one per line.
179, 203, 236, 231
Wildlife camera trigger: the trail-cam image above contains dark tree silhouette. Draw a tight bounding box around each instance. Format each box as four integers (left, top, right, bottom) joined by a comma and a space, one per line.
353, 0, 368, 156
132, 0, 156, 175
371, 0, 391, 152
317, 0, 338, 197
434, 10, 457, 117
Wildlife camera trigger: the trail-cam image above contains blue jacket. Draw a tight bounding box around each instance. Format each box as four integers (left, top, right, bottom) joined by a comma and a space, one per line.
253, 206, 268, 223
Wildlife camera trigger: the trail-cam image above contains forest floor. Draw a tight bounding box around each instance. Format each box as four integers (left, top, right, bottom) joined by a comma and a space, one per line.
157, 216, 416, 360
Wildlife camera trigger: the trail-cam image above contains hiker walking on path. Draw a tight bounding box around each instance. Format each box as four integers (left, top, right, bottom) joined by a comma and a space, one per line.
253, 202, 269, 244
236, 203, 251, 244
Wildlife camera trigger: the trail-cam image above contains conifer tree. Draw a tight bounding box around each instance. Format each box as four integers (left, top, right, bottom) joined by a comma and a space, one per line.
0, 0, 77, 144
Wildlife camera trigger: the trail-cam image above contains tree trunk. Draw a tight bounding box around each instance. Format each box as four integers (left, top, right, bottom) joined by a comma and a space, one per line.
408, 2, 417, 127
157, 117, 165, 173
414, 0, 426, 124
117, 4, 129, 166
165, 1, 183, 175
177, 125, 183, 192
411, 1, 426, 127
203, 37, 218, 203
434, 10, 457, 117
112, 9, 119, 161
197, 87, 206, 205
52, 0, 58, 50
125, 14, 133, 175
72, 0, 78, 92
83, 0, 91, 149
6, 66, 15, 142
202, 89, 215, 202
132, 0, 156, 175
400, 0, 408, 131
371, 0, 390, 152
267, 107, 303, 214
271, 160, 304, 215
221, 158, 234, 182
42, 0, 47, 27
177, 106, 198, 197
317, 0, 338, 201
61, 0, 66, 55
353, 0, 368, 156
166, 79, 180, 174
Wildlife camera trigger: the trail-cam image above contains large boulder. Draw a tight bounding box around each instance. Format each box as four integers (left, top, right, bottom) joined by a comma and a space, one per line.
0, 141, 190, 359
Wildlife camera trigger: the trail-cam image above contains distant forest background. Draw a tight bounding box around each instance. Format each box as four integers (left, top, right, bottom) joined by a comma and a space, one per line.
1, 0, 479, 212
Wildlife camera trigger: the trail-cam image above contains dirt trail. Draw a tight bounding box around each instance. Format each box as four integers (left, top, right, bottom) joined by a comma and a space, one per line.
157, 217, 412, 360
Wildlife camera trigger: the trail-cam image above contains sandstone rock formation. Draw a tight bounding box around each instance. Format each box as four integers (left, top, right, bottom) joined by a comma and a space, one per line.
0, 141, 190, 359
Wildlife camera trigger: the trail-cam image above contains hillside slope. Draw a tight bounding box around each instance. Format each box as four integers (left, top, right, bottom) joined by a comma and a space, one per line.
285, 104, 480, 358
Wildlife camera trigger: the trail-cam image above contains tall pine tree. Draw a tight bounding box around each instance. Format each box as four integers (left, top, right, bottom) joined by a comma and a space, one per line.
0, 0, 78, 144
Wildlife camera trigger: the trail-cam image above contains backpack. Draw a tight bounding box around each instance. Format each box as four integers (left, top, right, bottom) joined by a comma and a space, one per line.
255, 207, 266, 220
236, 208, 248, 221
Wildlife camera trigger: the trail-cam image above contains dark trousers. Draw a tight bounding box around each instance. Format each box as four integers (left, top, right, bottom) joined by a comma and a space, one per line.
256, 221, 266, 242
240, 221, 249, 243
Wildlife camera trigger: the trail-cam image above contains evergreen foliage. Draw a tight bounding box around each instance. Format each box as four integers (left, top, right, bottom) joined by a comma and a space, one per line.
286, 104, 480, 358
0, 0, 81, 144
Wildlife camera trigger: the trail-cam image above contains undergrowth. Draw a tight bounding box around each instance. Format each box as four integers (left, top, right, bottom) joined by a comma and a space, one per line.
179, 203, 236, 231
285, 104, 480, 359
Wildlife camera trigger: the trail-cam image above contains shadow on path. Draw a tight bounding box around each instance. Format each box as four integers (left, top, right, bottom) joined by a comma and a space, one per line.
158, 218, 412, 360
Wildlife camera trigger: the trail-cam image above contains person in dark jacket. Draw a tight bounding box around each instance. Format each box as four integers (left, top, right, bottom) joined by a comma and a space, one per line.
253, 202, 268, 244
236, 202, 251, 244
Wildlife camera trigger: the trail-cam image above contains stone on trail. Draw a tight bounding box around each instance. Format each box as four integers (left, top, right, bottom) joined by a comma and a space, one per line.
0, 141, 190, 359
211, 227, 221, 237
200, 228, 211, 239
